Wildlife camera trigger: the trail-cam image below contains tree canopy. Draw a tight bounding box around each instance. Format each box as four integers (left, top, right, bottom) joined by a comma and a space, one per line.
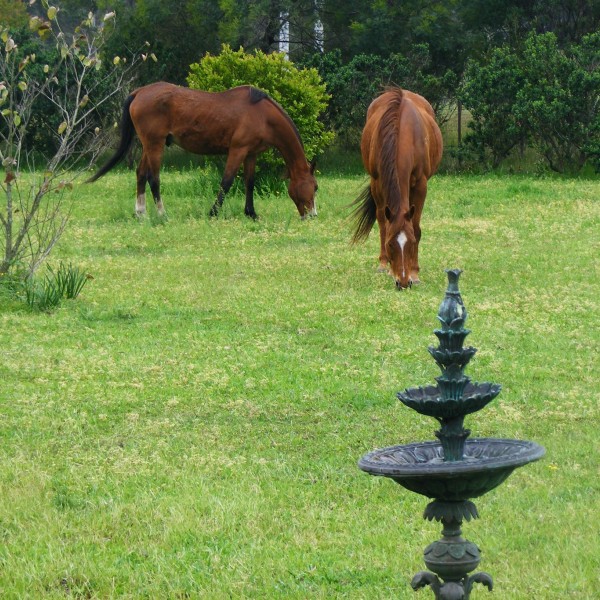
2, 0, 599, 172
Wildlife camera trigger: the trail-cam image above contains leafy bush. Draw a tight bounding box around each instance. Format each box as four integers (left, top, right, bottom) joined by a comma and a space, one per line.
516, 32, 600, 173
461, 32, 600, 173
461, 47, 529, 168
187, 45, 334, 172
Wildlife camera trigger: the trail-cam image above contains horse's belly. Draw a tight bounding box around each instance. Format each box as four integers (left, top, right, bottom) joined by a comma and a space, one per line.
174, 133, 227, 155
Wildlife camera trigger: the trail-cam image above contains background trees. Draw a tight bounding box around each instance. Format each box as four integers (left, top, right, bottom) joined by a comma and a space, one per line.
462, 31, 600, 172
1, 0, 599, 173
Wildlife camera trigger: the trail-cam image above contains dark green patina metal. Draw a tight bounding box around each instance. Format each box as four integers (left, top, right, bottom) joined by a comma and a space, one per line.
359, 269, 545, 600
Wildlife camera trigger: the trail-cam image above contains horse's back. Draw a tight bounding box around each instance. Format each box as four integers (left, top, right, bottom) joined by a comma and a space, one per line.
362, 88, 442, 180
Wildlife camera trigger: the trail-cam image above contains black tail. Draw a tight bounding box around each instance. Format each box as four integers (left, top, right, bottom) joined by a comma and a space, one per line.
350, 185, 377, 243
87, 94, 136, 183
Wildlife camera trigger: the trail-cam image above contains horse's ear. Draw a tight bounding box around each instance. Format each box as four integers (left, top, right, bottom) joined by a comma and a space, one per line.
406, 205, 415, 220
385, 206, 393, 221
309, 159, 317, 175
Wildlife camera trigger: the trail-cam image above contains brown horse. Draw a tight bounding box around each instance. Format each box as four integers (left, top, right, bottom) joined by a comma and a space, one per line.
352, 88, 443, 289
88, 82, 318, 219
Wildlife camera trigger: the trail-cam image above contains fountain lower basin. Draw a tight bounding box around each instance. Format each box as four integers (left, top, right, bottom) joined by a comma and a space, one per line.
358, 438, 545, 501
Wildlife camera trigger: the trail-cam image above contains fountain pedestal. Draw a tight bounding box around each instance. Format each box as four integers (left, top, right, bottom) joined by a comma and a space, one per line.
358, 270, 545, 599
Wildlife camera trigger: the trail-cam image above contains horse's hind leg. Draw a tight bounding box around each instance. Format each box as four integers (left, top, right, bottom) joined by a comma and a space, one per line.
209, 148, 245, 217
374, 193, 389, 272
243, 154, 258, 219
135, 153, 149, 216
136, 142, 165, 217
145, 143, 166, 216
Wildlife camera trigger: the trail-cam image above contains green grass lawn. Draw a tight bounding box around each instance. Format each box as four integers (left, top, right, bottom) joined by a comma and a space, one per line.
1, 165, 598, 598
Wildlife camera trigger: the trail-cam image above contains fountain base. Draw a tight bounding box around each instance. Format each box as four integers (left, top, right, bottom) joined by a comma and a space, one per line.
413, 513, 493, 600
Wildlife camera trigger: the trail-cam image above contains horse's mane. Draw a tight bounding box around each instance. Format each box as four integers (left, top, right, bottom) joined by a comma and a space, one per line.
248, 86, 304, 149
377, 88, 405, 214
350, 88, 406, 242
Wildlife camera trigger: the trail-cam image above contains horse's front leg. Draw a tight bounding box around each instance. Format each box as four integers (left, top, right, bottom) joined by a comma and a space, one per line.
209, 148, 245, 217
409, 177, 428, 284
375, 203, 389, 272
243, 154, 258, 219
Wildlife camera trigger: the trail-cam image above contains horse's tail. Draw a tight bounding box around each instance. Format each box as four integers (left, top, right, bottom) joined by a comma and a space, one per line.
87, 94, 136, 183
350, 184, 377, 243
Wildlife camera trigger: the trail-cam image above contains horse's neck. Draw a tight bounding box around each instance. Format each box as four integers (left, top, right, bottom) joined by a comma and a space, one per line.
270, 113, 309, 178
280, 147, 309, 180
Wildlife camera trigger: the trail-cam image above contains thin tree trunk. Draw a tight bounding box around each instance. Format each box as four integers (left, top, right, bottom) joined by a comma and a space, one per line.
457, 100, 462, 147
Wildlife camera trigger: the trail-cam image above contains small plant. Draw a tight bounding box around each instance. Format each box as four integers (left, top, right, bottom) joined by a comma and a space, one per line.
24, 261, 90, 311
24, 272, 62, 312
51, 261, 91, 299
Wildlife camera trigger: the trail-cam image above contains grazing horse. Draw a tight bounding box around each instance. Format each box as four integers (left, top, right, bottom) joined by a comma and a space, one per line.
88, 82, 318, 219
352, 88, 442, 289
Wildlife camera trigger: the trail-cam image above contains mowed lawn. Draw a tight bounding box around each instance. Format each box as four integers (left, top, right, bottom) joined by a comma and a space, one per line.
1, 165, 598, 598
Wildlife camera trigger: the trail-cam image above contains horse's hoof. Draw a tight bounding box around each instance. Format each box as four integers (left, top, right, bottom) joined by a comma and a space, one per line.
377, 266, 388, 274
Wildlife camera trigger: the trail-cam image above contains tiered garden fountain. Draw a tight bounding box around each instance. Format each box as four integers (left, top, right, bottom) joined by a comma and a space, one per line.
359, 269, 545, 599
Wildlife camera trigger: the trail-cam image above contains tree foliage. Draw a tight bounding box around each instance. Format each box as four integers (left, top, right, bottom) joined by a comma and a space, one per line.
461, 31, 600, 173
461, 47, 528, 168
2, 0, 599, 176
305, 46, 457, 144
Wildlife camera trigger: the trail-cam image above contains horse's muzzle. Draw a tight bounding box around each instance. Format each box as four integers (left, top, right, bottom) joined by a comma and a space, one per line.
395, 279, 413, 290
301, 207, 318, 220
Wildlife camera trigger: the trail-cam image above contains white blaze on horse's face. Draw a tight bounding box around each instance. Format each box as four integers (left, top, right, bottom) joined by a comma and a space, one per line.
396, 231, 408, 279
387, 224, 416, 289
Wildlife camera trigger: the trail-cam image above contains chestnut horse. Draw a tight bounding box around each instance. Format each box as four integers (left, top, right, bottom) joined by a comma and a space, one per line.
88, 82, 318, 219
352, 88, 442, 289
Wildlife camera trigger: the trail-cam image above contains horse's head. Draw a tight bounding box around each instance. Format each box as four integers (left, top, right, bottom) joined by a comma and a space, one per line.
288, 160, 318, 219
385, 204, 418, 290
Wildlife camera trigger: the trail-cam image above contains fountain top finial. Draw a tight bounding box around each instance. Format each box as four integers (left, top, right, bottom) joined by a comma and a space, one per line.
437, 269, 467, 332
444, 268, 463, 294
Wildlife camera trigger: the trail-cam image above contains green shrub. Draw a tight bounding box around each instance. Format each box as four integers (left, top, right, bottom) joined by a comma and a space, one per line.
461, 47, 529, 168
516, 32, 600, 173
461, 32, 600, 173
186, 45, 334, 173
51, 261, 91, 300
24, 274, 62, 312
